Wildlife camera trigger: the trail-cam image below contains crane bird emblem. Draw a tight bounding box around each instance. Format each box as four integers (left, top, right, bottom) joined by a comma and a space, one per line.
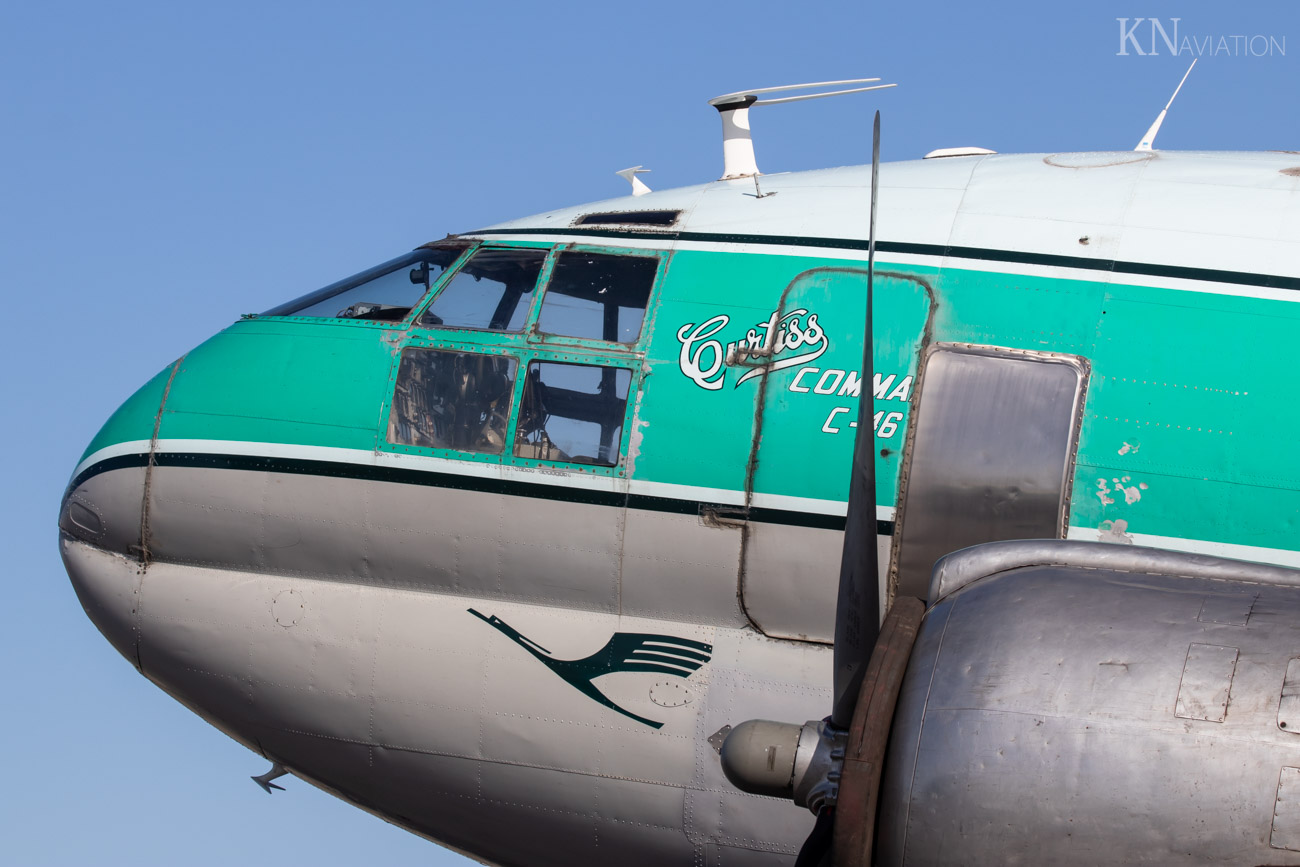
468, 609, 713, 728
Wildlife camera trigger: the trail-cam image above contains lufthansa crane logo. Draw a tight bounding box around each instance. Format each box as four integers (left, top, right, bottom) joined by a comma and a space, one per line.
468, 609, 713, 729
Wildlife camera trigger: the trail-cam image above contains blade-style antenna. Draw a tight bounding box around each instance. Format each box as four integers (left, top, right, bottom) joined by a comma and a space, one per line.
1135, 59, 1196, 152
615, 166, 652, 196
830, 111, 883, 730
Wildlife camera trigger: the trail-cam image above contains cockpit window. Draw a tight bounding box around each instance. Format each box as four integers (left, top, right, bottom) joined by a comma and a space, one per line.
514, 361, 631, 466
419, 247, 546, 332
264, 246, 467, 321
388, 348, 517, 454
536, 251, 656, 344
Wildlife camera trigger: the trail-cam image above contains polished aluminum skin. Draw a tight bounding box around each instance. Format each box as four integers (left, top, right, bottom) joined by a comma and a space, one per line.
59, 462, 825, 866
878, 541, 1300, 865
890, 345, 1088, 600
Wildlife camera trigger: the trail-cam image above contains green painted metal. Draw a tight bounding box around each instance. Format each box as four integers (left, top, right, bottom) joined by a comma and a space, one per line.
157, 319, 396, 451
79, 360, 178, 461
76, 238, 1300, 558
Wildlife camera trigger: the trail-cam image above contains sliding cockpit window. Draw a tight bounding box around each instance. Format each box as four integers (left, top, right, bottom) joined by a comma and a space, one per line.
262, 244, 469, 321
514, 361, 631, 466
536, 251, 657, 344
388, 348, 518, 454
418, 247, 547, 332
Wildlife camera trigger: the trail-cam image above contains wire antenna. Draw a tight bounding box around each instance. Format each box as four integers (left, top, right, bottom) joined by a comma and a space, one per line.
1135, 59, 1197, 152
708, 78, 897, 179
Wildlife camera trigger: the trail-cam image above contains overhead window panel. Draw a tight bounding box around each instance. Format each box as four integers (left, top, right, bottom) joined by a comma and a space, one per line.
537, 252, 657, 343
573, 210, 680, 227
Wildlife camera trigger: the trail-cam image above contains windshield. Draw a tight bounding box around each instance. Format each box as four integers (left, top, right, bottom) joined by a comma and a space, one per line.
263, 245, 469, 321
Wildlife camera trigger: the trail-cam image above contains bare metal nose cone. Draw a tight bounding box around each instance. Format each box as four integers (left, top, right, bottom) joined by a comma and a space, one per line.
59, 463, 148, 557
61, 535, 141, 669
60, 450, 149, 665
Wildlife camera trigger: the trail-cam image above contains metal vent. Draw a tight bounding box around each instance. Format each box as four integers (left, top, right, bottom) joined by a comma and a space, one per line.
573, 210, 680, 227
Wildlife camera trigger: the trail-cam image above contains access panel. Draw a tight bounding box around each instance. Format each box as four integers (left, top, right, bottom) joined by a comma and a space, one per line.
739, 267, 933, 643
890, 344, 1089, 600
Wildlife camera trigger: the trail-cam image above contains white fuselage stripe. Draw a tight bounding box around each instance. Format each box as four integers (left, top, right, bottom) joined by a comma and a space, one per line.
1066, 525, 1300, 570
76, 439, 1300, 567
71, 438, 893, 521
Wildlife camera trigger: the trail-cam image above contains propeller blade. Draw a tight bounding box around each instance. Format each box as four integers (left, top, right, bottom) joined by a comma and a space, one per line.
720, 114, 894, 867
830, 110, 883, 730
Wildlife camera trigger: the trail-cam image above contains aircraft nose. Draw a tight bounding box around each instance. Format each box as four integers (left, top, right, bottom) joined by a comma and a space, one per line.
59, 458, 149, 668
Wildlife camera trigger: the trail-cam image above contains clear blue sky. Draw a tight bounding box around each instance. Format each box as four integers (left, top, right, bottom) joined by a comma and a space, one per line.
2, 1, 1294, 863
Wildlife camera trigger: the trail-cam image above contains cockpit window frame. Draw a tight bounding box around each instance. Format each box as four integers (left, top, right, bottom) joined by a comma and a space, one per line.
527, 243, 667, 350
408, 241, 669, 354
378, 334, 641, 478
379, 336, 523, 465
407, 241, 556, 338
257, 241, 476, 327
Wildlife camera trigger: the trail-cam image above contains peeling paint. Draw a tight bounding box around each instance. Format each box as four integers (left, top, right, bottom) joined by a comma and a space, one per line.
1099, 518, 1134, 544
625, 417, 649, 471
1118, 441, 1140, 455
1101, 475, 1146, 506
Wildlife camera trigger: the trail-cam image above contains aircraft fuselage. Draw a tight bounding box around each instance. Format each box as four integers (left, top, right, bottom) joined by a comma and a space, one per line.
60, 149, 1300, 865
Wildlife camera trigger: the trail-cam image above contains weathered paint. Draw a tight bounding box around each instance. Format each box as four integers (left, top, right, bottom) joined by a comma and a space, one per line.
77, 241, 1300, 561
61, 149, 1300, 866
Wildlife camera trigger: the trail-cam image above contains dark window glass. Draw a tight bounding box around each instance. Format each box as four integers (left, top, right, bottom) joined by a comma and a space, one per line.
388, 349, 517, 454
514, 361, 631, 466
537, 252, 656, 343
574, 210, 680, 226
419, 247, 546, 332
264, 246, 466, 321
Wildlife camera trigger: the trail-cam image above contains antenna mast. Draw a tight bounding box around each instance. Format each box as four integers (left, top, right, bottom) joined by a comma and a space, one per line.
1135, 59, 1197, 152
708, 78, 897, 179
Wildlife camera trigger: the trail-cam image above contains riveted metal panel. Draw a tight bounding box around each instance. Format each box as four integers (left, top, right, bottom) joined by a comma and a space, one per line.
891, 344, 1088, 600
1175, 643, 1239, 723
877, 551, 1300, 867
1198, 591, 1257, 626
1278, 659, 1300, 732
1274, 768, 1300, 851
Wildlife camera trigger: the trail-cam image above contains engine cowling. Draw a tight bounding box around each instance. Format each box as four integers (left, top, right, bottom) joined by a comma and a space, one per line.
876, 541, 1300, 866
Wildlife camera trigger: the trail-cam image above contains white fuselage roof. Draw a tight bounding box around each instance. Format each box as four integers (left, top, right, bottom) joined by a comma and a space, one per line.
479, 151, 1300, 280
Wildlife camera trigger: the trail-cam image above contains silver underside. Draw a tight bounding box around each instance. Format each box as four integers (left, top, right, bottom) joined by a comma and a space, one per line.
61, 463, 849, 866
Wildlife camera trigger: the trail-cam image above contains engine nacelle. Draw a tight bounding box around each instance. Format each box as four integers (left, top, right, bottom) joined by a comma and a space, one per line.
876, 541, 1300, 866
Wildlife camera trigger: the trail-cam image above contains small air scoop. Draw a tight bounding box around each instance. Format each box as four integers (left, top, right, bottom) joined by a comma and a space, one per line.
708, 78, 897, 180
924, 147, 997, 159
